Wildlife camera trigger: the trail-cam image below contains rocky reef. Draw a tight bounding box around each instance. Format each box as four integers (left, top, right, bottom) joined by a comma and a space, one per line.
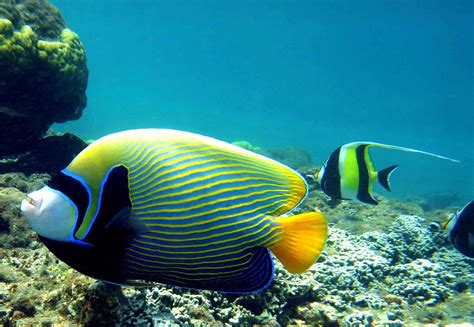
0, 0, 88, 156
233, 140, 313, 170
0, 131, 88, 175
0, 172, 472, 326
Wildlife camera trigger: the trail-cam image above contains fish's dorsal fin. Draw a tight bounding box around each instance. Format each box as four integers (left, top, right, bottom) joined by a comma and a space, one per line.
377, 165, 398, 191
345, 142, 460, 163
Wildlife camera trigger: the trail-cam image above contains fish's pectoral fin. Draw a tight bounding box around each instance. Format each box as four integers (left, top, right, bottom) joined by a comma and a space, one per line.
269, 212, 327, 274
377, 165, 398, 191
103, 207, 148, 236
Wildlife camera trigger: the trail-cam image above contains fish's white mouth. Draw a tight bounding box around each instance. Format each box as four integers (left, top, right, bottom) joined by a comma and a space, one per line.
21, 197, 36, 216
21, 186, 77, 241
21, 193, 43, 218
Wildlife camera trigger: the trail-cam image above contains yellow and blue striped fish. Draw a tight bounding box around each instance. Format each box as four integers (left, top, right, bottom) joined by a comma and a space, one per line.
21, 129, 327, 293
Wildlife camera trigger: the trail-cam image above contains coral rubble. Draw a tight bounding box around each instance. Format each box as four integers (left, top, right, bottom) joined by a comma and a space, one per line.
0, 172, 472, 325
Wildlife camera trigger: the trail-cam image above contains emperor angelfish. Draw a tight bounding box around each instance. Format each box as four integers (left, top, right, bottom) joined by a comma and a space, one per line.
316, 142, 459, 205
21, 129, 328, 293
437, 201, 474, 258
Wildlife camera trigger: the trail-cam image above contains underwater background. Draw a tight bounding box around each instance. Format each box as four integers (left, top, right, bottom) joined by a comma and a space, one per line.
1, 0, 473, 326
52, 0, 473, 205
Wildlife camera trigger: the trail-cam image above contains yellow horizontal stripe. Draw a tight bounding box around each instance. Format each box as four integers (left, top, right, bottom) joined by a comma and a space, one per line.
133, 174, 285, 205
140, 222, 273, 249
132, 157, 286, 197
138, 193, 285, 218
130, 145, 217, 184
140, 199, 286, 226
121, 143, 146, 163
125, 137, 197, 163
109, 142, 135, 162
125, 262, 248, 277
132, 162, 264, 198
126, 141, 180, 173
126, 247, 253, 265
131, 149, 289, 190
131, 153, 222, 187
134, 228, 282, 255
136, 184, 289, 209
131, 148, 293, 188
146, 213, 269, 235
124, 268, 243, 283
124, 255, 252, 272
137, 187, 284, 214
143, 216, 271, 242
130, 233, 281, 261
133, 170, 283, 202
124, 143, 156, 166
130, 142, 210, 178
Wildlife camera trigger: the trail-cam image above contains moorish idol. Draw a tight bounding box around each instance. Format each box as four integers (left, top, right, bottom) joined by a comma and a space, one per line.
314, 142, 459, 205
436, 201, 474, 258
21, 129, 327, 293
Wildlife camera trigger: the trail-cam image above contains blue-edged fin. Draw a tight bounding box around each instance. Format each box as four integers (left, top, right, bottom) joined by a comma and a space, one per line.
347, 142, 460, 162
377, 165, 398, 191
269, 212, 327, 274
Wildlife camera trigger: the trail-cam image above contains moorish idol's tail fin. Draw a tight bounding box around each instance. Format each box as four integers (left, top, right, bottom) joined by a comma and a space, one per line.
269, 212, 327, 274
377, 165, 398, 191
348, 142, 460, 163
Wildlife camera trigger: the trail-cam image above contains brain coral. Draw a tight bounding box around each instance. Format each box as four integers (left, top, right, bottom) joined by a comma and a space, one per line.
0, 0, 88, 156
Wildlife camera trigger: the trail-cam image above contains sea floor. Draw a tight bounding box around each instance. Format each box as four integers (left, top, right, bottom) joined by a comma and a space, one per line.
0, 172, 473, 326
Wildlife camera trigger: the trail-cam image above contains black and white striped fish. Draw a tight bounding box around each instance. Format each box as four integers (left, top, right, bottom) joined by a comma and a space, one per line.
315, 142, 459, 205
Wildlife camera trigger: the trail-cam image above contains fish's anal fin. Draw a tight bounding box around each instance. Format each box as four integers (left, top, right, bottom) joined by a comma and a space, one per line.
377, 165, 398, 191
269, 212, 327, 274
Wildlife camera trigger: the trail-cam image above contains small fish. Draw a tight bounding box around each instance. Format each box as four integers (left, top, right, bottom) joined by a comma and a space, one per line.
21, 129, 327, 293
314, 142, 459, 205
436, 201, 474, 258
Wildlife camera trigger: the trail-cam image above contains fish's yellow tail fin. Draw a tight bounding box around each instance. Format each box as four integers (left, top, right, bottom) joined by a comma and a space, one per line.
269, 212, 327, 274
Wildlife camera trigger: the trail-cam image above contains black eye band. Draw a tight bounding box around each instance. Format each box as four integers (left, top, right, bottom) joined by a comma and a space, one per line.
48, 171, 89, 235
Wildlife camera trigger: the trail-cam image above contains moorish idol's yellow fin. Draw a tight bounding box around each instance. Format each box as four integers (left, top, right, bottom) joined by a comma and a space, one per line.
269, 212, 327, 274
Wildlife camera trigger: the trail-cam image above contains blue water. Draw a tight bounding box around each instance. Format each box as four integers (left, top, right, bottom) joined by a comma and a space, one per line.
52, 0, 473, 205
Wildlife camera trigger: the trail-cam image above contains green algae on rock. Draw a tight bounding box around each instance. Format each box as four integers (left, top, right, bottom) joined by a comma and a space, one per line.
0, 0, 65, 39
0, 0, 88, 156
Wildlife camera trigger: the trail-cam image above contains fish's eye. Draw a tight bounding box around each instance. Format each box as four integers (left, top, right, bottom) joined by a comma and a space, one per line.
27, 196, 35, 205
